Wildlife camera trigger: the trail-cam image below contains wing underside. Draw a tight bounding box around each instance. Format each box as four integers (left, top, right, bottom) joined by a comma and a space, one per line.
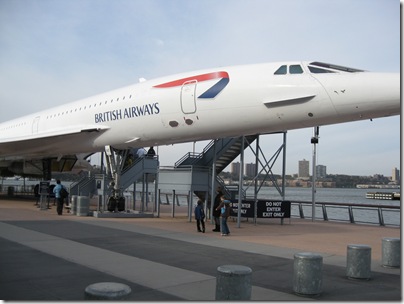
0, 125, 109, 159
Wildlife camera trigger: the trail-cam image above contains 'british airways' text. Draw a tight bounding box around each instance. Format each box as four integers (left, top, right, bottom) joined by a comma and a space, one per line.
94, 103, 160, 123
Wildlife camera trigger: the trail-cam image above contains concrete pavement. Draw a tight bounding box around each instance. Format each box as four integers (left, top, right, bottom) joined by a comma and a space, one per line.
0, 199, 400, 301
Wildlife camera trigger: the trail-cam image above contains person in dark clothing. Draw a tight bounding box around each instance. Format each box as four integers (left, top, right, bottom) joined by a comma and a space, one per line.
216, 195, 231, 236
212, 187, 223, 232
146, 146, 156, 158
53, 180, 67, 215
194, 199, 205, 233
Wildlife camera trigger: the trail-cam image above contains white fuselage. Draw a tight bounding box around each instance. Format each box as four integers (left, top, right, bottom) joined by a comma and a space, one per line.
0, 61, 400, 160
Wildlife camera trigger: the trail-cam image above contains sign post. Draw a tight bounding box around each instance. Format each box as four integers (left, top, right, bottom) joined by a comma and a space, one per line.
311, 127, 319, 222
229, 200, 291, 223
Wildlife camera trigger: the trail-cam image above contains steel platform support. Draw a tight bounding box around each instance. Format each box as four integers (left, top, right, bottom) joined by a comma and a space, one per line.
234, 132, 287, 227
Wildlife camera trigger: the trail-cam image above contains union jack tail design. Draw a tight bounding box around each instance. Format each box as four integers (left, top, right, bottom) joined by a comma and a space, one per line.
153, 71, 229, 98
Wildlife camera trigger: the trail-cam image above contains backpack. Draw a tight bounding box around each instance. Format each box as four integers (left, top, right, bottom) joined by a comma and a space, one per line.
60, 187, 69, 198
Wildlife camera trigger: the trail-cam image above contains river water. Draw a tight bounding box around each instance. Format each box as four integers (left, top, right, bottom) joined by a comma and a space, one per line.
247, 187, 400, 226
166, 186, 400, 226
247, 186, 399, 206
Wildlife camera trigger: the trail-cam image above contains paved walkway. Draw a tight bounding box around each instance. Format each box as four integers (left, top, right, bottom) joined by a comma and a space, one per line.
0, 199, 400, 301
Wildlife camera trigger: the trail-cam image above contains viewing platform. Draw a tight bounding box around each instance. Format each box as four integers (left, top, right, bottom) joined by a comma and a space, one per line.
0, 198, 400, 301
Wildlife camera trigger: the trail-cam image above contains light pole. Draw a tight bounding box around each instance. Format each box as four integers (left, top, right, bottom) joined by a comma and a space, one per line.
311, 127, 319, 222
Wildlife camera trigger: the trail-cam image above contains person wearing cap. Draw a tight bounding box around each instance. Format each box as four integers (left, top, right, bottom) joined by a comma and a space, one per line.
216, 195, 231, 236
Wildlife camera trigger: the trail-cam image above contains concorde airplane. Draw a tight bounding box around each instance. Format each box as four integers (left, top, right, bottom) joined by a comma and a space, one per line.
0, 61, 399, 192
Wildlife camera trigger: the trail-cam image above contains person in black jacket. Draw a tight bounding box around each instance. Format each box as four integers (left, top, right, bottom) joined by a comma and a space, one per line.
212, 187, 223, 232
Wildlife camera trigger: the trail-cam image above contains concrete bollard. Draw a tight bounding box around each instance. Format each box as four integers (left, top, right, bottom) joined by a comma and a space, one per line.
77, 196, 90, 216
346, 244, 371, 280
215, 265, 252, 300
70, 195, 78, 215
293, 252, 323, 296
84, 282, 131, 300
382, 237, 400, 268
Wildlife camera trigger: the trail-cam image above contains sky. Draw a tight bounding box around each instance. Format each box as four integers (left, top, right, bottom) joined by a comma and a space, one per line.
0, 0, 400, 177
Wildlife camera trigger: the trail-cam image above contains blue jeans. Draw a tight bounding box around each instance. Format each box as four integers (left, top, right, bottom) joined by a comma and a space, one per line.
221, 217, 230, 234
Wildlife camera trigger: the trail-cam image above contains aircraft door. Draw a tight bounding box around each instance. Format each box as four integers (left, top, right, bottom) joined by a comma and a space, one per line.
32, 116, 40, 134
180, 80, 197, 114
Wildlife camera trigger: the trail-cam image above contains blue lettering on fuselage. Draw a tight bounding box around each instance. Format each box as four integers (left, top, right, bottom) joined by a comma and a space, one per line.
95, 102, 160, 123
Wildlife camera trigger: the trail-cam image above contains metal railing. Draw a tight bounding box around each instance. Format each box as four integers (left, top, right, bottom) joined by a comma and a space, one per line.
291, 201, 400, 227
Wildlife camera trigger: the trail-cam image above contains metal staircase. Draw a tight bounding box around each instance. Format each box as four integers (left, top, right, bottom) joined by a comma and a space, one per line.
175, 135, 258, 201
70, 175, 96, 197
120, 157, 158, 191
175, 135, 258, 174
70, 157, 158, 198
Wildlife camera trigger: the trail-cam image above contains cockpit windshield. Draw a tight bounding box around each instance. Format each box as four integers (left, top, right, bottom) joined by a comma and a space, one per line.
308, 62, 364, 73
274, 62, 365, 76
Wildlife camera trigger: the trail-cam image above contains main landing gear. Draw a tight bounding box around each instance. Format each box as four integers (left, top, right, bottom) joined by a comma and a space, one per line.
104, 145, 128, 212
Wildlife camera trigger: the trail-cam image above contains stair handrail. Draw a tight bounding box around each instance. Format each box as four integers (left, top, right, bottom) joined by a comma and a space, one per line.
120, 156, 159, 191
121, 156, 144, 175
69, 175, 89, 196
214, 175, 247, 200
174, 152, 203, 167
78, 175, 96, 197
201, 139, 216, 154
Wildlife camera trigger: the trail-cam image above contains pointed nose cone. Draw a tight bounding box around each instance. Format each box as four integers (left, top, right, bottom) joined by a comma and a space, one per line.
327, 72, 400, 120
368, 72, 400, 117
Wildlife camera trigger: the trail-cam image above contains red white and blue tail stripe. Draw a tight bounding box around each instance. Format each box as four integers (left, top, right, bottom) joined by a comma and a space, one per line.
153, 71, 229, 98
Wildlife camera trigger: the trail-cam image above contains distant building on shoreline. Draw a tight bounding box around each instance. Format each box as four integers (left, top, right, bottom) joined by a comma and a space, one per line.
391, 167, 400, 183
298, 159, 309, 178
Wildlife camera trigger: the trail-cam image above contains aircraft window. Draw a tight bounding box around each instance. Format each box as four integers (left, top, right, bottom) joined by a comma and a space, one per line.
274, 65, 287, 75
117, 98, 119, 101
308, 66, 335, 73
123, 96, 125, 100
129, 95, 132, 99
289, 65, 303, 74
111, 99, 113, 103
309, 61, 364, 73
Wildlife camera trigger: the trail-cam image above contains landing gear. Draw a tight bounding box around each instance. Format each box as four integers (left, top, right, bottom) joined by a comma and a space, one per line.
104, 145, 129, 211
107, 195, 125, 212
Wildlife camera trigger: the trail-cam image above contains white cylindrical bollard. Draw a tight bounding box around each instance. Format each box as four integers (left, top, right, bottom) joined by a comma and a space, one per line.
382, 237, 400, 268
293, 252, 323, 296
215, 265, 252, 300
346, 244, 371, 280
70, 195, 78, 215
84, 282, 131, 300
76, 196, 90, 216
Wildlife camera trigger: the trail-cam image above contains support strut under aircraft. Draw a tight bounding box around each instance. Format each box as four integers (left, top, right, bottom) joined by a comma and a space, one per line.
103, 145, 129, 211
